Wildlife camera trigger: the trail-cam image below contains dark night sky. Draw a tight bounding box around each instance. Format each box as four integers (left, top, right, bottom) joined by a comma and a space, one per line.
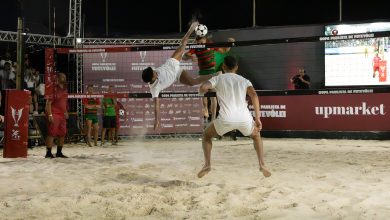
0, 0, 390, 37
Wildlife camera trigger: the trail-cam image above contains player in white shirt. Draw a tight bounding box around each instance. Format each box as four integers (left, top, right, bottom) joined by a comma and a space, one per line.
142, 21, 219, 130
197, 56, 271, 178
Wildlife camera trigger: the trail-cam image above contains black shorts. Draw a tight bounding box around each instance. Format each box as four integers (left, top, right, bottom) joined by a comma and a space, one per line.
103, 116, 117, 128
27, 87, 35, 97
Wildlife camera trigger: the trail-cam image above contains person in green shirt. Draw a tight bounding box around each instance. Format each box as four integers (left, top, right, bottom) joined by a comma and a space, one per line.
183, 36, 235, 123
101, 85, 117, 146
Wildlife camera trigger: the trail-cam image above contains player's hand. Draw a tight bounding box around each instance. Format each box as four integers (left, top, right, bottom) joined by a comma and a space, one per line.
227, 37, 235, 43
255, 118, 262, 131
64, 112, 69, 120
190, 21, 199, 30
154, 119, 160, 130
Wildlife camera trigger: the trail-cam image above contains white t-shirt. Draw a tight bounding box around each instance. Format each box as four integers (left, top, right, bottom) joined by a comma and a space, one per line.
209, 73, 253, 122
149, 58, 182, 98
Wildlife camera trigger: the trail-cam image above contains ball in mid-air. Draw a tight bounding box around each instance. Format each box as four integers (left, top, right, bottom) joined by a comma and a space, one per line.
195, 24, 208, 37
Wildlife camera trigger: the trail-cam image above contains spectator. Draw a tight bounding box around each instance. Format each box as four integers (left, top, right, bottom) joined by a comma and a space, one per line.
45, 72, 69, 158
372, 52, 382, 78
82, 85, 101, 147
24, 67, 40, 114
290, 68, 310, 90
0, 62, 13, 90
0, 52, 12, 68
101, 85, 117, 146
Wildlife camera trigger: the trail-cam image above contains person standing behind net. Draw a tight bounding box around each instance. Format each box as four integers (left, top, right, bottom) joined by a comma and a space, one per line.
183, 36, 234, 122
82, 85, 101, 147
290, 68, 310, 89
45, 72, 69, 158
101, 85, 117, 146
197, 56, 271, 178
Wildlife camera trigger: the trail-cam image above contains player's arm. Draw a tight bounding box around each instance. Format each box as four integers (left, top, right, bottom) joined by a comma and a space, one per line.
247, 86, 262, 130
153, 97, 160, 130
182, 51, 194, 61
218, 37, 235, 54
95, 99, 101, 108
299, 76, 310, 85
171, 22, 198, 61
45, 100, 53, 123
199, 81, 213, 95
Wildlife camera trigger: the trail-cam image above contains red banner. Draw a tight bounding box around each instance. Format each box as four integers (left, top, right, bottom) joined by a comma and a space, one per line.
3, 90, 30, 158
82, 46, 203, 135
44, 48, 55, 99
254, 93, 390, 131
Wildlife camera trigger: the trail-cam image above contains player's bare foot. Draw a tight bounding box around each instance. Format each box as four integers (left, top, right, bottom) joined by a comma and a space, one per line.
260, 166, 271, 177
197, 165, 211, 178
203, 108, 209, 118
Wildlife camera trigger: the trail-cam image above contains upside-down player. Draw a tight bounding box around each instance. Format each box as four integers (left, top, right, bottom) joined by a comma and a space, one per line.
142, 21, 219, 130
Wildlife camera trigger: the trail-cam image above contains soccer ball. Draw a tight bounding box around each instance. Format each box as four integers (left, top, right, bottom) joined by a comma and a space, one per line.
195, 24, 208, 37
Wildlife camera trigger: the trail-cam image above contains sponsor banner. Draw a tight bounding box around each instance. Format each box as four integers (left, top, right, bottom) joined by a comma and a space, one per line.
255, 93, 390, 131
3, 90, 30, 158
83, 46, 203, 135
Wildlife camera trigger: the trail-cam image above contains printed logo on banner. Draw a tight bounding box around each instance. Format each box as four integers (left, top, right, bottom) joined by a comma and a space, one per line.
315, 102, 386, 118
131, 51, 155, 71
180, 62, 193, 71
11, 107, 23, 127
258, 105, 287, 118
11, 129, 20, 140
101, 52, 107, 62
131, 118, 144, 122
162, 124, 173, 128
175, 123, 189, 127
188, 116, 201, 121
92, 52, 117, 71
140, 51, 147, 62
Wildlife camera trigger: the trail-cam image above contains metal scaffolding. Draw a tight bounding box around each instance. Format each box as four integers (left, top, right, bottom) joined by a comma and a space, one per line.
0, 30, 74, 46
0, 0, 199, 139
79, 38, 194, 45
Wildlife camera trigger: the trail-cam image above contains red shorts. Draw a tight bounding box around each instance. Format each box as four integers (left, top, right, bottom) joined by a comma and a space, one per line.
47, 114, 67, 137
373, 65, 380, 72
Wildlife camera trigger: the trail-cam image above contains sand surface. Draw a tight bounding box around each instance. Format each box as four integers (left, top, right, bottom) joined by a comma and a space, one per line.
1, 138, 390, 219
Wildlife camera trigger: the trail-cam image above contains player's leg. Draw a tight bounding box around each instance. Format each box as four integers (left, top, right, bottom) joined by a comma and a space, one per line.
250, 127, 271, 177
101, 128, 107, 146
179, 70, 216, 86
93, 121, 99, 146
85, 118, 93, 147
45, 136, 55, 158
55, 118, 68, 158
198, 122, 219, 178
210, 97, 217, 121
202, 97, 209, 121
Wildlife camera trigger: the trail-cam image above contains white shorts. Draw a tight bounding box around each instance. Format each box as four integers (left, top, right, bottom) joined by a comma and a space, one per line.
213, 119, 255, 137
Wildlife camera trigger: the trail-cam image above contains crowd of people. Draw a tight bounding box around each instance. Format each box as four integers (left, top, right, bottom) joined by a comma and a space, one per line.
0, 51, 44, 114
